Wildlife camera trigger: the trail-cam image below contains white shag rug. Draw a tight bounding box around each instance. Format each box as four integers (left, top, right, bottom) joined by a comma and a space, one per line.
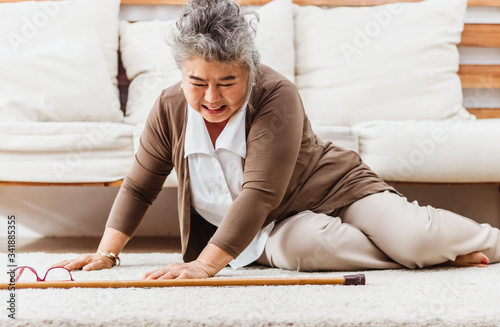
1, 252, 500, 327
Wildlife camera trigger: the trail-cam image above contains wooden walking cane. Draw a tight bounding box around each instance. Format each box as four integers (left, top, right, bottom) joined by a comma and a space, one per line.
1, 274, 365, 289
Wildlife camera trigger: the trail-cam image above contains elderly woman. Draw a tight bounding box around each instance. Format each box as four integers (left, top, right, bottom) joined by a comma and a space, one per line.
57, 0, 500, 279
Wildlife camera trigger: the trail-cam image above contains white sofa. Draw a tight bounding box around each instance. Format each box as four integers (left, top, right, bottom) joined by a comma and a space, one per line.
1, 0, 499, 186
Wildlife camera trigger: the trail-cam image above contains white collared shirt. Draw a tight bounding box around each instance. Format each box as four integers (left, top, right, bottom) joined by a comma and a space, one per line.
184, 104, 274, 269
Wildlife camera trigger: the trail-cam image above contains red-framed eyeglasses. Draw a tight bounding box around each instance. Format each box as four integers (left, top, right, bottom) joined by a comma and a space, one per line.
15, 266, 75, 282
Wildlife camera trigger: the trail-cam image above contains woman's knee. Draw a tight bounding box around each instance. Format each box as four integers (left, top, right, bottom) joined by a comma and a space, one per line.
263, 212, 373, 271
278, 217, 339, 269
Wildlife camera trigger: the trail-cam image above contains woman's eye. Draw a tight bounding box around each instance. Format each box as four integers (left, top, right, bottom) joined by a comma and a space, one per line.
193, 84, 207, 87
220, 84, 234, 87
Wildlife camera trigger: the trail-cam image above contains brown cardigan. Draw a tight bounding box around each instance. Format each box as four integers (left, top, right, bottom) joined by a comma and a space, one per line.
106, 65, 396, 261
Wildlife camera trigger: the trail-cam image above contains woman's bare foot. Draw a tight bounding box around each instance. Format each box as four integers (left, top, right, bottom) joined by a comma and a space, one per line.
443, 251, 489, 268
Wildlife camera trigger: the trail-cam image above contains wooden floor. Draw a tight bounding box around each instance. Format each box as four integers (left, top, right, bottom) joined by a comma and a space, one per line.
15, 237, 182, 253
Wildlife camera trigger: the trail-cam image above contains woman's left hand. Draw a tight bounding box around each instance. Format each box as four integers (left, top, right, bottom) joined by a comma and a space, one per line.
142, 260, 212, 280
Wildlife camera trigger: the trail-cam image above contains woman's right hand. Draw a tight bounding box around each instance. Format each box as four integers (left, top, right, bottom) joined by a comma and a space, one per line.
52, 253, 115, 271
52, 227, 128, 272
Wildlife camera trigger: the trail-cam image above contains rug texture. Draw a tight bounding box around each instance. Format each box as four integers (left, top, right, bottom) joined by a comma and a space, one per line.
1, 252, 500, 327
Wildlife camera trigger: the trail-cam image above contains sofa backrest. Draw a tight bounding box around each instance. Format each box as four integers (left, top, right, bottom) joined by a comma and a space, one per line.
117, 0, 500, 120
3, 0, 496, 118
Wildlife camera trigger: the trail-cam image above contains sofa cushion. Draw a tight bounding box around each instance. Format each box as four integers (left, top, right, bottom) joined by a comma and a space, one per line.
0, 35, 122, 122
310, 124, 359, 153
294, 0, 472, 127
0, 122, 135, 183
120, 0, 295, 125
0, 0, 122, 122
354, 119, 500, 183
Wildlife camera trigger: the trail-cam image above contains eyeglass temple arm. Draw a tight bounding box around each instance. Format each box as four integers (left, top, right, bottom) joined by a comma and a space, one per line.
15, 267, 24, 282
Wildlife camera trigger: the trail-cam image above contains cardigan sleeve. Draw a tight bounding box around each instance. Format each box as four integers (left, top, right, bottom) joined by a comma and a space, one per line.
208, 80, 305, 258
105, 95, 174, 237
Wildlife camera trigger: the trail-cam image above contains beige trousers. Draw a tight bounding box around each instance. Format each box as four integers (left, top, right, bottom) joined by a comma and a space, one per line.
257, 191, 500, 271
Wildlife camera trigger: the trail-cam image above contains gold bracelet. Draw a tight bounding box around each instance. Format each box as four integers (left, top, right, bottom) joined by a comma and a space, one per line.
98, 250, 121, 267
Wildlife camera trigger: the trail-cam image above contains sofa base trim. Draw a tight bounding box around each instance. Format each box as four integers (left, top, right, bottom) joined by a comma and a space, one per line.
388, 182, 500, 187
0, 180, 124, 187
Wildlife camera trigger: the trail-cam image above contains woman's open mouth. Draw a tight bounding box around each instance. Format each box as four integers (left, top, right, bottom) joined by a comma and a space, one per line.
202, 105, 226, 112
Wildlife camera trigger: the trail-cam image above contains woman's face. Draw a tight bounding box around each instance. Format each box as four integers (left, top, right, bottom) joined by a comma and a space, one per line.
181, 57, 248, 126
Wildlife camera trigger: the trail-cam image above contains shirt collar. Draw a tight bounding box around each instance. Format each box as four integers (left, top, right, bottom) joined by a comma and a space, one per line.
184, 103, 247, 158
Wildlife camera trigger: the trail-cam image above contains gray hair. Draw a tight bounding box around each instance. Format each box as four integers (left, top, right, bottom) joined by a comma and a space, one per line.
168, 0, 261, 102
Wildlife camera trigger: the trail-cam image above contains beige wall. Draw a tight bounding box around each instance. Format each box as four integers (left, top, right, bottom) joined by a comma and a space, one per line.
0, 186, 179, 238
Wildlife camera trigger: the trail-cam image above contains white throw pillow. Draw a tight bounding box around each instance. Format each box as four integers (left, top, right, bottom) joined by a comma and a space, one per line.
294, 0, 472, 126
0, 35, 123, 122
0, 0, 120, 87
120, 0, 295, 125
120, 20, 180, 125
